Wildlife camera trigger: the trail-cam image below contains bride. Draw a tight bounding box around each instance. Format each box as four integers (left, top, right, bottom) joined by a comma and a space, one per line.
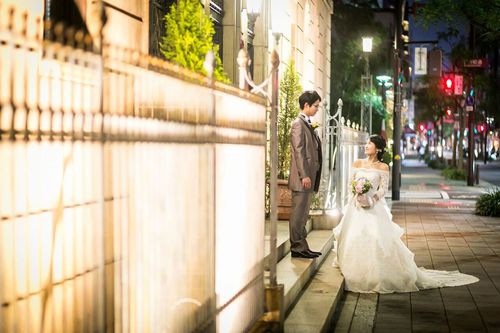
332, 135, 479, 293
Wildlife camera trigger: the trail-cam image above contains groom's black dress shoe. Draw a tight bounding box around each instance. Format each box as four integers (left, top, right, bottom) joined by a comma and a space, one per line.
291, 250, 318, 259
308, 249, 322, 256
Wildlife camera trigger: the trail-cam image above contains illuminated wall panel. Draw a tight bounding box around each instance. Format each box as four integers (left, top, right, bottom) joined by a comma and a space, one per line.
215, 144, 265, 332
0, 5, 267, 332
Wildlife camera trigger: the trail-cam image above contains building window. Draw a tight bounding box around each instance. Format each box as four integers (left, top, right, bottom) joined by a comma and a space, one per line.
43, 0, 89, 40
149, 0, 175, 57
209, 0, 224, 62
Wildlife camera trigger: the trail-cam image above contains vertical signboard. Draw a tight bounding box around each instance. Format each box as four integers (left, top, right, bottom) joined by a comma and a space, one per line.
454, 74, 463, 95
428, 49, 442, 77
414, 47, 427, 75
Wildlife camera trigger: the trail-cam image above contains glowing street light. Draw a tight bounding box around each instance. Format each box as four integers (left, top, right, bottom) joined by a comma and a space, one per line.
361, 37, 373, 133
362, 37, 373, 53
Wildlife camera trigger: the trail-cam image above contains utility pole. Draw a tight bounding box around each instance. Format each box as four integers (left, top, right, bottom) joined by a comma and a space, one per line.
467, 76, 475, 186
392, 0, 404, 200
466, 24, 476, 186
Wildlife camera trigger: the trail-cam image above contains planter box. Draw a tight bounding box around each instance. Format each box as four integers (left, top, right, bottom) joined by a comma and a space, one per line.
278, 179, 292, 220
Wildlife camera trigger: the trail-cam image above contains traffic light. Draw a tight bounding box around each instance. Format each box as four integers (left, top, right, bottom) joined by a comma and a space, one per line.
477, 124, 485, 133
419, 123, 426, 132
442, 75, 454, 95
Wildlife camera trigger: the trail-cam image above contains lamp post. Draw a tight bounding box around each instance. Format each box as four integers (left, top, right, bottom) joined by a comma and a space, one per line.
240, 0, 261, 80
361, 37, 373, 134
392, 0, 403, 200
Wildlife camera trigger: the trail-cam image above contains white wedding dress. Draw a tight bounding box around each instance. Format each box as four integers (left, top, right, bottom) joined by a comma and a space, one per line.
332, 167, 479, 294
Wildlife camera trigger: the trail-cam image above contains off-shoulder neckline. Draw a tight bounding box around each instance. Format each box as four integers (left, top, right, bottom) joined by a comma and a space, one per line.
353, 167, 389, 173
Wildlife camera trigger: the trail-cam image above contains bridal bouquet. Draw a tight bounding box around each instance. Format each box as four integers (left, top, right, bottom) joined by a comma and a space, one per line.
351, 177, 373, 208
351, 177, 372, 195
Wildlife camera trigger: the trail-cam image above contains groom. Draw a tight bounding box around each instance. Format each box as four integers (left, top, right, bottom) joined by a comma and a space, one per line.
288, 90, 323, 259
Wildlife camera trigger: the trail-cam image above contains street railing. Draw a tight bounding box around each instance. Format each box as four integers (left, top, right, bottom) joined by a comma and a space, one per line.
0, 4, 267, 333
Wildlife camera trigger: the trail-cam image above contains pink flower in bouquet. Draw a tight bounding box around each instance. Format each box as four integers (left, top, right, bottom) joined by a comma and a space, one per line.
351, 177, 372, 195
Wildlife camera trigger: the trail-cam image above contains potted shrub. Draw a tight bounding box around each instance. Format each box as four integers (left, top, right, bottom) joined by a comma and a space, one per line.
159, 0, 229, 82
277, 60, 302, 219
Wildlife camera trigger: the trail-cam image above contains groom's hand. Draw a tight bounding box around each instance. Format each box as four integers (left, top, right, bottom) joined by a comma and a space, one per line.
301, 177, 312, 189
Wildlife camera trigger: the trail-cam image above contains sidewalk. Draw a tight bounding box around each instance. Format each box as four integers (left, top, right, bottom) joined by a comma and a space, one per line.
330, 159, 500, 332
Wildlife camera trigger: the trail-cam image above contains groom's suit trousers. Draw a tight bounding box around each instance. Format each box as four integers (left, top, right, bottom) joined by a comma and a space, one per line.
289, 191, 312, 252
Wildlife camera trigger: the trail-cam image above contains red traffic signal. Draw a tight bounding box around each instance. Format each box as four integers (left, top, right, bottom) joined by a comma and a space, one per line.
445, 108, 453, 117
477, 124, 485, 133
418, 123, 426, 132
442, 75, 454, 95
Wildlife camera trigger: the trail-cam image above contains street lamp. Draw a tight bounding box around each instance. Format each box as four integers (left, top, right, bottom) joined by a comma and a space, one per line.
246, 0, 261, 16
241, 0, 262, 80
361, 37, 373, 134
362, 37, 373, 53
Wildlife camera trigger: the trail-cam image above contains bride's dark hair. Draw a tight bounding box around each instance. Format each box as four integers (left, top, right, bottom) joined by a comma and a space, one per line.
369, 135, 386, 162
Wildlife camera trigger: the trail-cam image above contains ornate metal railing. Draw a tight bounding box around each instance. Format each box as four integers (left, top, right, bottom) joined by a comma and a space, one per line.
319, 99, 369, 212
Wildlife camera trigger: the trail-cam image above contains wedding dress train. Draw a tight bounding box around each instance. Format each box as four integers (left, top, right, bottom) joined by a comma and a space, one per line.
332, 167, 479, 294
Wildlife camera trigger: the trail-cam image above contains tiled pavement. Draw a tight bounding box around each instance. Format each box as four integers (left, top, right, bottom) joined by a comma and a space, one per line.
331, 159, 500, 332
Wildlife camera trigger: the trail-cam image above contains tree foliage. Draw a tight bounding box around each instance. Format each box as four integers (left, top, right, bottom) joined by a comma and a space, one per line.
160, 0, 229, 82
417, 0, 500, 127
418, 0, 500, 43
413, 76, 446, 125
331, 2, 392, 133
278, 61, 302, 179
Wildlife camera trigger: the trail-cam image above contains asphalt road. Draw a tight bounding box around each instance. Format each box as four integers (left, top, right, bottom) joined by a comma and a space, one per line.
478, 161, 500, 186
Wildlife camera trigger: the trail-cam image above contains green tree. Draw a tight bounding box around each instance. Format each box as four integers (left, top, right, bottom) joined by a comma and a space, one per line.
331, 2, 391, 132
418, 0, 500, 43
160, 0, 229, 82
278, 61, 302, 180
418, 0, 500, 124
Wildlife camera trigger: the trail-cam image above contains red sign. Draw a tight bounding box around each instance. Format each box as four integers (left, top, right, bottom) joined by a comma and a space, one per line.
464, 58, 489, 68
454, 75, 463, 95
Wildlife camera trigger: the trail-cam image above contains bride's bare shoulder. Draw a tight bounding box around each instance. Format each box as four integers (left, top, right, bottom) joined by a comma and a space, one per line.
352, 159, 364, 168
375, 162, 389, 172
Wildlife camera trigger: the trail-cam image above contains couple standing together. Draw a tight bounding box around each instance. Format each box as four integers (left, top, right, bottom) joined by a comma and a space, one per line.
288, 90, 478, 293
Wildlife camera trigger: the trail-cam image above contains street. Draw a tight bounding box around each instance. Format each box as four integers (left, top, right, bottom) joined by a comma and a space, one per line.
330, 158, 500, 332
478, 161, 500, 187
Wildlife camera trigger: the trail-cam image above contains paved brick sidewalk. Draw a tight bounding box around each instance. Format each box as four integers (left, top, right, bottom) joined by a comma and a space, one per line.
331, 160, 500, 333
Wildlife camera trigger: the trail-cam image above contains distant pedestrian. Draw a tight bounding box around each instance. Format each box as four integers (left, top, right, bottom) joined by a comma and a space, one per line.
418, 144, 425, 161
288, 90, 323, 259
491, 148, 498, 160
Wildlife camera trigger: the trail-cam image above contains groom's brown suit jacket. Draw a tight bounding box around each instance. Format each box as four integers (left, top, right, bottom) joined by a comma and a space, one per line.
288, 114, 322, 192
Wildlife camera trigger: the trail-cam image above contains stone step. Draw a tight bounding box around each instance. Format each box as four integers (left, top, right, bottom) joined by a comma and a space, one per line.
276, 230, 335, 313
262, 216, 344, 333
284, 251, 344, 333
263, 219, 312, 269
